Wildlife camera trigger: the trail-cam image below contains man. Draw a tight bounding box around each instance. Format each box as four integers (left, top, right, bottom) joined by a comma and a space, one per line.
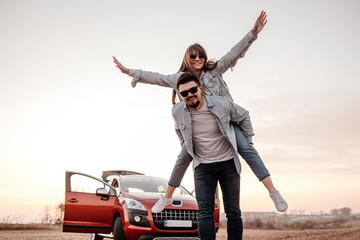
172, 72, 251, 239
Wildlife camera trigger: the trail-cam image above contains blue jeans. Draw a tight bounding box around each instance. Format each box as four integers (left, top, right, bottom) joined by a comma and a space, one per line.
233, 125, 270, 181
194, 159, 243, 240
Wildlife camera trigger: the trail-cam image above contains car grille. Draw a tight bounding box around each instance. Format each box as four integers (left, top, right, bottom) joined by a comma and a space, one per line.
152, 210, 198, 230
152, 209, 198, 221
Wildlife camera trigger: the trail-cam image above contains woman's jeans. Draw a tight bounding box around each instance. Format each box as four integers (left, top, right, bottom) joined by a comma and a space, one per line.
168, 125, 270, 187
233, 125, 270, 181
194, 159, 243, 240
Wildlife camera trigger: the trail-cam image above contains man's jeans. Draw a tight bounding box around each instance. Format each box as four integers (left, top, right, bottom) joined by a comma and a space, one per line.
194, 159, 243, 240
234, 125, 270, 181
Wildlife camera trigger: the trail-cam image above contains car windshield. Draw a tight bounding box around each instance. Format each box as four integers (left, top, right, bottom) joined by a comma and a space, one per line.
119, 175, 191, 195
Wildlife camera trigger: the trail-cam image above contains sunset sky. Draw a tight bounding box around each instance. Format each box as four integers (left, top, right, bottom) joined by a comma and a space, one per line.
1, 0, 359, 221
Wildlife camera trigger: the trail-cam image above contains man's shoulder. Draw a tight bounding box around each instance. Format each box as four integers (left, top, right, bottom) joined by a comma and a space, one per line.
172, 101, 187, 115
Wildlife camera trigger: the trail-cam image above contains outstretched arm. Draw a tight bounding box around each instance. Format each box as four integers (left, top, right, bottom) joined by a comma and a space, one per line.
215, 11, 267, 74
251, 10, 267, 35
113, 56, 181, 89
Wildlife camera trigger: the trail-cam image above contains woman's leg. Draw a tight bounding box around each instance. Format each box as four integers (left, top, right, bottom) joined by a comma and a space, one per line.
261, 176, 276, 192
233, 125, 270, 182
234, 125, 288, 211
152, 145, 192, 213
164, 185, 176, 198
167, 145, 193, 188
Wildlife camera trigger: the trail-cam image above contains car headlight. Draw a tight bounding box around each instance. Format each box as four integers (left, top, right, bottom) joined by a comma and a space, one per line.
124, 198, 147, 211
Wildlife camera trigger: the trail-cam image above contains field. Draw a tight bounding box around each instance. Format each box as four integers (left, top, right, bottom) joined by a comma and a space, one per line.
0, 220, 359, 240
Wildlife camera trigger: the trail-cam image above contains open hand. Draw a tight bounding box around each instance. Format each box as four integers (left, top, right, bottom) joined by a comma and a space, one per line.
113, 56, 130, 75
252, 10, 267, 35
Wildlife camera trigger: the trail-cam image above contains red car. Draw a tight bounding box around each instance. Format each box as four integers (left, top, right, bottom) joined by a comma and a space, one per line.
63, 170, 220, 240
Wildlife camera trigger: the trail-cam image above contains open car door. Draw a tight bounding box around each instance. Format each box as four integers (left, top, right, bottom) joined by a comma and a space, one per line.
63, 171, 117, 234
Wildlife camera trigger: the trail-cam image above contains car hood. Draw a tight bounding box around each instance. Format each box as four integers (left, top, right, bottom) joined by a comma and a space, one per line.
122, 192, 198, 210
124, 192, 196, 202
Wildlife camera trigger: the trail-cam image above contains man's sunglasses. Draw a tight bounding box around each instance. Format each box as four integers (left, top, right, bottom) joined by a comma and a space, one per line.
190, 54, 205, 60
179, 86, 199, 97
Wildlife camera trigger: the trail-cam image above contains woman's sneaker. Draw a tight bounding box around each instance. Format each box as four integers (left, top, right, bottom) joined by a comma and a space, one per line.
269, 190, 288, 212
151, 195, 173, 213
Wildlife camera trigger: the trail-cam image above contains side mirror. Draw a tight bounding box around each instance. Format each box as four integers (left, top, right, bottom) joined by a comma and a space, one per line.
96, 188, 110, 197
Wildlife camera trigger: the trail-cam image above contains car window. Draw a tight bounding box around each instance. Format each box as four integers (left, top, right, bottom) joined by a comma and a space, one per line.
70, 174, 111, 194
127, 187, 145, 193
120, 176, 191, 195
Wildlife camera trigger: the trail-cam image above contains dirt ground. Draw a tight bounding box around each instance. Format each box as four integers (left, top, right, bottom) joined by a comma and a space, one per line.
0, 220, 359, 240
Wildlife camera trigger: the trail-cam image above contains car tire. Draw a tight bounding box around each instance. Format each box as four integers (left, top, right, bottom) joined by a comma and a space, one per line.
92, 234, 104, 240
113, 216, 125, 240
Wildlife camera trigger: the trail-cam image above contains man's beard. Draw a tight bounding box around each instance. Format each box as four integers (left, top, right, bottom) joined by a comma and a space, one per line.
188, 101, 200, 109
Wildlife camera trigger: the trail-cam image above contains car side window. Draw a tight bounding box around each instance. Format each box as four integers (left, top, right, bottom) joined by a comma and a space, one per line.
70, 174, 110, 194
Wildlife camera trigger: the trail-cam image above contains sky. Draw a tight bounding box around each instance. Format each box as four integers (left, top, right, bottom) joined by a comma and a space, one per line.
1, 0, 360, 221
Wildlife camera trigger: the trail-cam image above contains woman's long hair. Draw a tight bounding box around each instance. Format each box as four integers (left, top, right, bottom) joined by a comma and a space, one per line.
172, 43, 217, 105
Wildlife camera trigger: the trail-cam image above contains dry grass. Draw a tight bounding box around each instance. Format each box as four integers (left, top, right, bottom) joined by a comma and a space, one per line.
1, 223, 359, 240
218, 220, 360, 240
0, 223, 59, 231
240, 212, 360, 231
1, 219, 359, 240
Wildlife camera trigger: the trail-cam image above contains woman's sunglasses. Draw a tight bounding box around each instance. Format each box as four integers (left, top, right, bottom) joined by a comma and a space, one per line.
179, 86, 199, 97
189, 54, 205, 60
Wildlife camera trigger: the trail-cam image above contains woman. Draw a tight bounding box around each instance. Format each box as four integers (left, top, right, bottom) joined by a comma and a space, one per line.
113, 10, 288, 212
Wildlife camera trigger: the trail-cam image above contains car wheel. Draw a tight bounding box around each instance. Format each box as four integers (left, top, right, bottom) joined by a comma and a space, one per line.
91, 234, 104, 240
113, 216, 125, 240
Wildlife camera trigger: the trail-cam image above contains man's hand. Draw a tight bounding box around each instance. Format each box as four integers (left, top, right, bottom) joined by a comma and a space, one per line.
252, 10, 267, 35
113, 56, 130, 75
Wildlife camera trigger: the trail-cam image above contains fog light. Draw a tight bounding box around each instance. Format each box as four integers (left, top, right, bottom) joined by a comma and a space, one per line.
134, 215, 142, 223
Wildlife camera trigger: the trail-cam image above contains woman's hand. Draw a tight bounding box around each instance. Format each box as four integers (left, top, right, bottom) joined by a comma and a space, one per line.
251, 144, 259, 155
252, 10, 267, 35
113, 56, 130, 75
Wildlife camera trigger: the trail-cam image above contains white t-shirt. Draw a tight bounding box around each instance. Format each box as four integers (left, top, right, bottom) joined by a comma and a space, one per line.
189, 101, 234, 164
